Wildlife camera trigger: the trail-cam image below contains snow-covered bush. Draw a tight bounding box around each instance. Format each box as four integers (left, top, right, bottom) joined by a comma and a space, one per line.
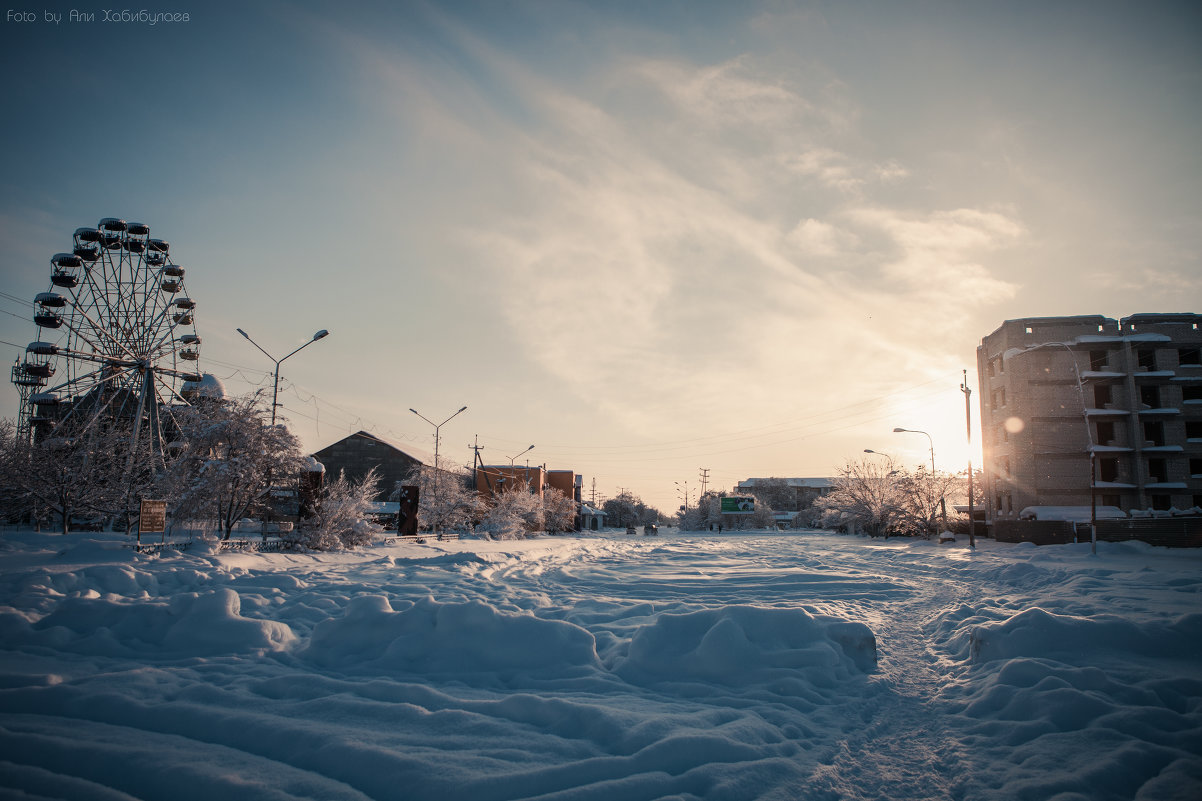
293, 467, 381, 551
401, 458, 480, 532
543, 488, 577, 533
479, 483, 544, 539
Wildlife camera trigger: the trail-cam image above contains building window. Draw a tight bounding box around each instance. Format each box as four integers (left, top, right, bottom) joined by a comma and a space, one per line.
1025, 326, 1033, 334
1138, 349, 1157, 370
1140, 385, 1160, 408
991, 388, 1006, 409
1180, 347, 1201, 366
1186, 421, 1202, 440
1096, 420, 1116, 445
1151, 495, 1172, 511
1089, 350, 1109, 371
1184, 385, 1202, 402
1094, 384, 1113, 407
1190, 458, 1202, 477
1148, 458, 1168, 483
995, 494, 1003, 512
1005, 493, 1013, 513
1145, 420, 1166, 447
1098, 457, 1119, 482
1003, 456, 1011, 477
1102, 494, 1122, 509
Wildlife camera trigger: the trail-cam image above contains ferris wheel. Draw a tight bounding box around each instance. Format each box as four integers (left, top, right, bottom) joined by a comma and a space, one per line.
12, 217, 203, 462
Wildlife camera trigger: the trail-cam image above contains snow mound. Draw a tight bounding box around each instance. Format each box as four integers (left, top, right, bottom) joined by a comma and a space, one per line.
302, 595, 601, 677
969, 607, 1202, 664
615, 605, 876, 687
2, 587, 294, 657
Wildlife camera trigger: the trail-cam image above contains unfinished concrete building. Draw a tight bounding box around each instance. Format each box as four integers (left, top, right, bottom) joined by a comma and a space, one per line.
977, 314, 1202, 522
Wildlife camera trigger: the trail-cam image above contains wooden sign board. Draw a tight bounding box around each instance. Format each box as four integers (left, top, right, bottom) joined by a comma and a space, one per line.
139, 499, 167, 534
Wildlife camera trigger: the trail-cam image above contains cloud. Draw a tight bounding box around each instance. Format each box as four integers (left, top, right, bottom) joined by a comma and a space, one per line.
329, 16, 1027, 444
787, 218, 859, 258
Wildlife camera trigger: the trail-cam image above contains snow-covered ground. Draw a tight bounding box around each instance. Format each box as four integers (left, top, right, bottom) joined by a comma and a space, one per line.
0, 529, 1199, 800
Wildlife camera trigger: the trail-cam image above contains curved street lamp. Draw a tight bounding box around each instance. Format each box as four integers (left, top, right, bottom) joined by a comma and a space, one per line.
893, 427, 941, 535
236, 328, 329, 426
410, 405, 467, 537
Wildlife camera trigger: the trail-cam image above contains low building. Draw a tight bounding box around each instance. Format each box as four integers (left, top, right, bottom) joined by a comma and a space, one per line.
475, 465, 547, 500
735, 478, 836, 513
312, 431, 432, 501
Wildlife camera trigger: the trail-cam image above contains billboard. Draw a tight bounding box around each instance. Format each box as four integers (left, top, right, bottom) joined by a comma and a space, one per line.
720, 496, 755, 514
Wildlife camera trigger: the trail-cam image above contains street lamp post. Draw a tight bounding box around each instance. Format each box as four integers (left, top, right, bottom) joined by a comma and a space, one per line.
236, 328, 329, 426
410, 405, 467, 537
894, 427, 942, 535
507, 445, 535, 493
961, 369, 977, 549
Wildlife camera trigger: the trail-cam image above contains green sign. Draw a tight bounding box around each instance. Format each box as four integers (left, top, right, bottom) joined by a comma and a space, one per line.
720, 496, 755, 514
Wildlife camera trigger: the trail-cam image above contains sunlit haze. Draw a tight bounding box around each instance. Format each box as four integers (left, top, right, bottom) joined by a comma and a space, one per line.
2, 1, 1199, 513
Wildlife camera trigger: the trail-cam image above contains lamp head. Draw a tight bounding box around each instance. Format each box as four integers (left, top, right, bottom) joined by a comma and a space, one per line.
892, 427, 906, 433
313, 330, 329, 340
237, 328, 249, 339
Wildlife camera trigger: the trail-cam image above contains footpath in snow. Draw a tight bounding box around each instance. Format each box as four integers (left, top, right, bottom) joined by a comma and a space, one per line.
0, 528, 1199, 800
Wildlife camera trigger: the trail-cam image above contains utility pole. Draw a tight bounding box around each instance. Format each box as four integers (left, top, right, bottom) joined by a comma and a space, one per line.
961, 369, 976, 549
590, 477, 597, 507
699, 468, 710, 498
468, 435, 485, 491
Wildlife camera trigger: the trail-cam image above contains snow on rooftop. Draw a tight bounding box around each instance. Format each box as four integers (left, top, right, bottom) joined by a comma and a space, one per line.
1018, 505, 1128, 521
737, 477, 836, 489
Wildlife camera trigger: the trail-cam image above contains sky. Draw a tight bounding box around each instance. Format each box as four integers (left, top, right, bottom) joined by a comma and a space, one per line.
2, 0, 1200, 513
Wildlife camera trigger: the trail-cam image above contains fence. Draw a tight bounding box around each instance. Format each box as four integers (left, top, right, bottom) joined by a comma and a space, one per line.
994, 517, 1202, 547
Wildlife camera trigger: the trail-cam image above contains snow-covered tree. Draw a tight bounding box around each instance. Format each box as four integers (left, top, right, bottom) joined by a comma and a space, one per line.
543, 487, 578, 533
745, 478, 797, 512
816, 456, 906, 537
678, 491, 723, 531
891, 465, 964, 536
603, 490, 661, 529
1, 415, 125, 535
400, 457, 480, 533
170, 394, 305, 539
293, 467, 381, 550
